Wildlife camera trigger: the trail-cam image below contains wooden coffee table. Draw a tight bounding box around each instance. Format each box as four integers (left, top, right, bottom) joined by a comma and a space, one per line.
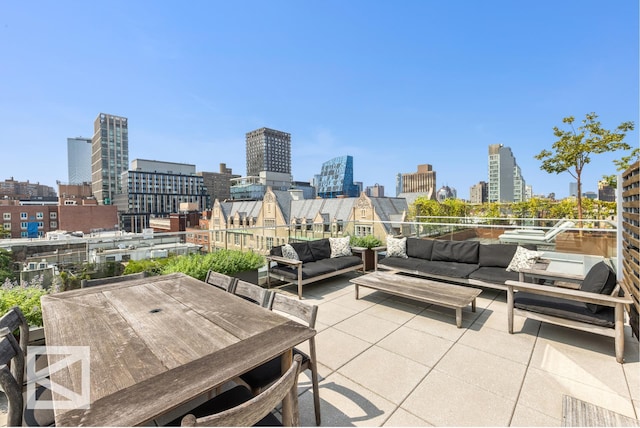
350, 271, 482, 328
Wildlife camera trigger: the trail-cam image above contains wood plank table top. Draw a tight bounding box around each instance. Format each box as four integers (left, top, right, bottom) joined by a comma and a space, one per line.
350, 271, 482, 327
40, 272, 315, 426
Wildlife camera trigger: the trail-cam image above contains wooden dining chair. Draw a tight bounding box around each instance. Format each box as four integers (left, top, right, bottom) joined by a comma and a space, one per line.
1, 326, 25, 427
239, 293, 321, 425
205, 270, 237, 293
233, 280, 274, 307
0, 306, 29, 386
177, 354, 303, 427
0, 308, 56, 427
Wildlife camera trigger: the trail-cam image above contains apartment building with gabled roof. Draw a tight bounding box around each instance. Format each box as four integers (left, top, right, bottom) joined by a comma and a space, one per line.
208, 187, 408, 253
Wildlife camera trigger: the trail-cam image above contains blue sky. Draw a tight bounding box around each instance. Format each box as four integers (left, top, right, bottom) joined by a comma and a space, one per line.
1, 1, 638, 200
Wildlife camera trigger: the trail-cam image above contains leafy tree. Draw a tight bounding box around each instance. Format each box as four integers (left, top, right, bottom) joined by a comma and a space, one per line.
602, 147, 640, 188
549, 199, 576, 219
440, 199, 467, 220
411, 197, 442, 220
510, 201, 530, 220
535, 113, 634, 221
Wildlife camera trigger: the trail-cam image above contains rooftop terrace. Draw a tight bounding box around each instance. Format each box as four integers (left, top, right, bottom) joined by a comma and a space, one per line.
275, 272, 638, 426
0, 272, 638, 427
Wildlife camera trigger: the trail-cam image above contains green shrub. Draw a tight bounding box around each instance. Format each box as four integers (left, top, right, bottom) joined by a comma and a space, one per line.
350, 235, 383, 249
162, 250, 265, 281
0, 248, 16, 283
0, 278, 50, 327
124, 257, 173, 276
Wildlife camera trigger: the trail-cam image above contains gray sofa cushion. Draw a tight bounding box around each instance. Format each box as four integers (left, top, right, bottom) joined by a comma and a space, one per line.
378, 256, 425, 272
406, 238, 434, 260
478, 244, 518, 268
308, 239, 331, 261
580, 261, 617, 313
290, 242, 315, 263
469, 266, 520, 284
514, 292, 614, 328
270, 261, 334, 280
270, 246, 283, 258
431, 240, 479, 264
314, 256, 363, 271
270, 256, 362, 281
416, 260, 479, 279
379, 257, 479, 279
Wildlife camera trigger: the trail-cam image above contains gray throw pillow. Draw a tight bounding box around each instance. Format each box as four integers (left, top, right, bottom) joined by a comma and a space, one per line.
580, 261, 617, 313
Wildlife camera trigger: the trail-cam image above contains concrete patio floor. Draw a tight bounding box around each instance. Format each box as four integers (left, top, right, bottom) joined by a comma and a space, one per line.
276, 272, 639, 427
1, 272, 638, 427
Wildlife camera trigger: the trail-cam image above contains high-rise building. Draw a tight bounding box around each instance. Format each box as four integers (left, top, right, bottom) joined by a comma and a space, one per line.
400, 164, 436, 196
598, 180, 615, 202
436, 185, 456, 202
91, 113, 129, 205
365, 184, 385, 197
245, 127, 291, 177
395, 173, 403, 197
488, 144, 527, 203
67, 137, 92, 184
197, 163, 241, 203
469, 181, 488, 203
569, 182, 578, 197
113, 159, 207, 232
316, 155, 360, 198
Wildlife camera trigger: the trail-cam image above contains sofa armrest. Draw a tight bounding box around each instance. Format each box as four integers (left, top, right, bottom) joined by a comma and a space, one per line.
505, 280, 632, 307
266, 255, 303, 267
517, 267, 584, 287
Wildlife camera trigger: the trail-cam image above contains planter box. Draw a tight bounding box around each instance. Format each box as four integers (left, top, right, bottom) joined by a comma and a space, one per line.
231, 270, 259, 285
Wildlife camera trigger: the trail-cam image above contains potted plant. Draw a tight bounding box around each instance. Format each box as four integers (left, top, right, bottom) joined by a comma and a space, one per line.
350, 235, 384, 271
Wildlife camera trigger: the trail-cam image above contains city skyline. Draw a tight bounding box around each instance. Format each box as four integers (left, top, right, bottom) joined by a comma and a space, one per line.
2, 1, 637, 200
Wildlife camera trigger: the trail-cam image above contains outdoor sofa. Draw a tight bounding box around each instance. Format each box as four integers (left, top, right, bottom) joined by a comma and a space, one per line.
267, 238, 364, 299
376, 237, 538, 291
506, 261, 634, 363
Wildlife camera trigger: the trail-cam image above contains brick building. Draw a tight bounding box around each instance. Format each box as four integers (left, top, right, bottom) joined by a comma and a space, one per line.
58, 205, 118, 234
0, 204, 59, 238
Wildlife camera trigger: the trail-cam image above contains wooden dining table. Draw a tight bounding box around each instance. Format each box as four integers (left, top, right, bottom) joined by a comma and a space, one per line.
40, 272, 315, 426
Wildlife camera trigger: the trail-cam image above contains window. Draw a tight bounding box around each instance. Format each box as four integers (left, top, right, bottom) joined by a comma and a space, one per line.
36, 212, 44, 219
20, 232, 27, 238
2, 213, 10, 220
37, 222, 44, 229
50, 212, 57, 219
20, 212, 27, 220
3, 223, 10, 230
20, 222, 28, 230
50, 221, 57, 229
266, 237, 274, 250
